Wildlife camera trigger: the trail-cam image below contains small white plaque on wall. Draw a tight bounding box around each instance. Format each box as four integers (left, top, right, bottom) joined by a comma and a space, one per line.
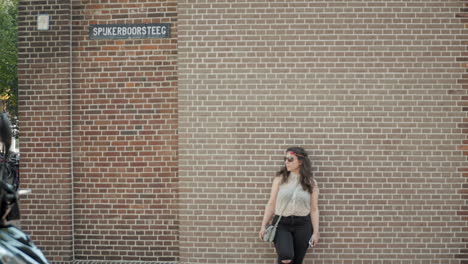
37, 14, 49, 30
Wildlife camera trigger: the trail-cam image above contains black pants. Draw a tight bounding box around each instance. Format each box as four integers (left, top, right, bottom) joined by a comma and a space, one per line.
273, 214, 312, 264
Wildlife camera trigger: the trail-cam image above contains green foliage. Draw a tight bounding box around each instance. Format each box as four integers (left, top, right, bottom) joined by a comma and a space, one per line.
0, 0, 18, 133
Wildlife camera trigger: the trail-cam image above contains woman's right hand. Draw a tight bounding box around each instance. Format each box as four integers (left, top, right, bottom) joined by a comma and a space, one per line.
258, 226, 266, 240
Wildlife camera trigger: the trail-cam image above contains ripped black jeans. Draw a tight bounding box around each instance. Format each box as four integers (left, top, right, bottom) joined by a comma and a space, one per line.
273, 214, 312, 264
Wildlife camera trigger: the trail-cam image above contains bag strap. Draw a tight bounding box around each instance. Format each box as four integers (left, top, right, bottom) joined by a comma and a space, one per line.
272, 182, 300, 228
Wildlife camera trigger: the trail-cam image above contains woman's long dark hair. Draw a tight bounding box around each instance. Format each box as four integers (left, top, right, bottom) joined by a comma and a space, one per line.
277, 146, 314, 193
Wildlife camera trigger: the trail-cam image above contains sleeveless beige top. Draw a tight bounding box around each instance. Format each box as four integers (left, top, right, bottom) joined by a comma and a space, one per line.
274, 172, 311, 217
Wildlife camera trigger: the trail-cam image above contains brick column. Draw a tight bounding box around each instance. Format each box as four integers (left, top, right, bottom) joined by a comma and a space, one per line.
17, 0, 73, 262
18, 0, 178, 263
71, 1, 178, 262
455, 2, 468, 263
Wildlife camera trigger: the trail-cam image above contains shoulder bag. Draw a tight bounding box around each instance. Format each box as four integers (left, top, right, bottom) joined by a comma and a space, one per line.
263, 183, 299, 242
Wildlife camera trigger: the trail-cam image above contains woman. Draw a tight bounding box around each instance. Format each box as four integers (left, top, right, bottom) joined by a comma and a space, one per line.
259, 147, 320, 264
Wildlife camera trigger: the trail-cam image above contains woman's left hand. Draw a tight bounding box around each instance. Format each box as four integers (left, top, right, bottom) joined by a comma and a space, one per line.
310, 233, 319, 247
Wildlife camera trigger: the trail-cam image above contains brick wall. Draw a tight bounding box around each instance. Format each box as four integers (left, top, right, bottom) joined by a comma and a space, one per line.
456, 2, 468, 263
17, 0, 73, 263
178, 1, 467, 264
18, 0, 468, 263
18, 0, 178, 263
71, 0, 178, 262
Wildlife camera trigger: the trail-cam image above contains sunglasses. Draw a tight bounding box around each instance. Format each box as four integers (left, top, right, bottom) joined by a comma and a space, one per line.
283, 156, 296, 162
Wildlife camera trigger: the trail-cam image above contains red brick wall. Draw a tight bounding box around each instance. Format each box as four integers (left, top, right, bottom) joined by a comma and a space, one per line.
18, 0, 178, 263
178, 1, 467, 263
17, 0, 73, 263
71, 0, 178, 262
456, 2, 468, 263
